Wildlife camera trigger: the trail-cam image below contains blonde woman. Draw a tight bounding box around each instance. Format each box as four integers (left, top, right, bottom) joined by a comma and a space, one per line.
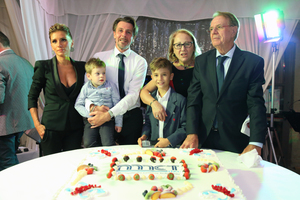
140, 29, 201, 121
28, 23, 85, 155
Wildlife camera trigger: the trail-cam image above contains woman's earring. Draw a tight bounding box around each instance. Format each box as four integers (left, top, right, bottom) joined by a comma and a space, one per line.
71, 47, 74, 52
52, 50, 55, 55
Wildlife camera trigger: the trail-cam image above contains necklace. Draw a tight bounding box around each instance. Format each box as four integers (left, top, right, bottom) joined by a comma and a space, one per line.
180, 65, 193, 70
176, 61, 194, 70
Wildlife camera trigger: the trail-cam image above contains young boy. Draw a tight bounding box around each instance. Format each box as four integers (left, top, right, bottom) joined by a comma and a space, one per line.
138, 57, 186, 148
75, 58, 122, 147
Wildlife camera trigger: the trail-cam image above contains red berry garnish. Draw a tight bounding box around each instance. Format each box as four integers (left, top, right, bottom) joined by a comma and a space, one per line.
118, 174, 125, 181
184, 172, 190, 179
109, 168, 115, 173
107, 172, 112, 179
184, 168, 190, 173
189, 148, 203, 155
71, 184, 101, 195
211, 185, 234, 197
149, 174, 155, 180
167, 172, 174, 180
110, 162, 116, 168
133, 173, 140, 181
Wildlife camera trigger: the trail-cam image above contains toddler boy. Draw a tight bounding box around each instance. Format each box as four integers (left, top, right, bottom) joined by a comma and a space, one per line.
75, 58, 122, 147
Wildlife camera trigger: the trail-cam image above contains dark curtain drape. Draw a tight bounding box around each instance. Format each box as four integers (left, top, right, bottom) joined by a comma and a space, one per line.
133, 17, 213, 74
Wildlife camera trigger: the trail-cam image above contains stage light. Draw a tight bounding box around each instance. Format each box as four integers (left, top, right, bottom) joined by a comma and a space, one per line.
255, 10, 285, 165
254, 10, 285, 43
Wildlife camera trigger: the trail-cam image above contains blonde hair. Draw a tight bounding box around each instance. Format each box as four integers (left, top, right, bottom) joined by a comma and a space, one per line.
49, 23, 72, 40
168, 29, 202, 63
85, 58, 106, 74
150, 57, 172, 74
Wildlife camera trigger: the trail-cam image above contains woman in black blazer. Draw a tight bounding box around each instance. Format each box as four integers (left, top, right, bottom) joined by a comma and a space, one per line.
28, 23, 85, 156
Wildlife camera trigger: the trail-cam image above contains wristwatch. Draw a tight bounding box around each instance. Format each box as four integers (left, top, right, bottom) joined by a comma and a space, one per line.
108, 110, 114, 119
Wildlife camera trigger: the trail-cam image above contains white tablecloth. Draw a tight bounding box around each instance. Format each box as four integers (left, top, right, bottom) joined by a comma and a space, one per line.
0, 145, 299, 200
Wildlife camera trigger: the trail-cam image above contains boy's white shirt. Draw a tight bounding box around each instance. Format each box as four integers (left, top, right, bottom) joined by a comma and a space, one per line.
156, 87, 171, 138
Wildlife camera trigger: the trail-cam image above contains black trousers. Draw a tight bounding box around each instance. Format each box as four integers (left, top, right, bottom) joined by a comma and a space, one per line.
83, 118, 115, 147
114, 107, 143, 145
40, 128, 83, 156
201, 128, 249, 153
0, 132, 23, 171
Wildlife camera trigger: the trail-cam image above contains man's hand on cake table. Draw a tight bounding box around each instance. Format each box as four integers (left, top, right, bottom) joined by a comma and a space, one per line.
138, 135, 147, 147
180, 134, 199, 149
88, 105, 110, 128
151, 100, 167, 121
240, 144, 262, 155
154, 138, 170, 148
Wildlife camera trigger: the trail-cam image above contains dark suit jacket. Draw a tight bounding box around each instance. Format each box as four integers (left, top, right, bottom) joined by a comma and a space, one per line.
186, 46, 267, 153
142, 88, 187, 147
28, 57, 85, 131
0, 49, 34, 135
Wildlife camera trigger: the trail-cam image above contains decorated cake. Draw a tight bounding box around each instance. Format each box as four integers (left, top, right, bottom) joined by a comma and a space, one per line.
54, 148, 246, 199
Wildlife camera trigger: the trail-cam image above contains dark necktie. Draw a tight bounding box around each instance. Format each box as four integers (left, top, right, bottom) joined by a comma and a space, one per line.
118, 54, 125, 99
214, 56, 228, 129
216, 56, 228, 94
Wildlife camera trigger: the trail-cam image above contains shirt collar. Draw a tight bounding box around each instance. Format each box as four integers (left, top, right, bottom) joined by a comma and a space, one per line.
88, 80, 107, 88
114, 46, 131, 58
216, 44, 236, 59
156, 87, 171, 101
0, 49, 11, 55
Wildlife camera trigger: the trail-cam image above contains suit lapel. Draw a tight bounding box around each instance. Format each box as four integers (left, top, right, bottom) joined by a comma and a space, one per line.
207, 49, 218, 97
219, 47, 244, 97
51, 57, 70, 101
50, 57, 83, 101
164, 88, 176, 129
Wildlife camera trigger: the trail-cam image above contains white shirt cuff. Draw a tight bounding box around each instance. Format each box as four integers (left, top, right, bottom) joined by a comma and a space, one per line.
85, 99, 92, 112
249, 142, 263, 148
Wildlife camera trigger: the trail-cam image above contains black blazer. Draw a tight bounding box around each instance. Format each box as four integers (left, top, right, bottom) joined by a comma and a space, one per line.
186, 47, 267, 153
28, 57, 85, 131
142, 88, 187, 147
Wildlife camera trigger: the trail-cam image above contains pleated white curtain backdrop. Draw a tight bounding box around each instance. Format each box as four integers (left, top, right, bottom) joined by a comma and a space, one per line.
1, 0, 24, 57
2, 0, 299, 91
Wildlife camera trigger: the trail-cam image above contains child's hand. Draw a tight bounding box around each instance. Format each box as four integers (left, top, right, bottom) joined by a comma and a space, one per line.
138, 135, 147, 147
154, 138, 170, 148
92, 105, 109, 112
115, 126, 122, 133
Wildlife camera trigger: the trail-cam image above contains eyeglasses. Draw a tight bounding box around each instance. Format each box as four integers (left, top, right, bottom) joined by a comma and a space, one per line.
207, 25, 234, 33
173, 42, 193, 49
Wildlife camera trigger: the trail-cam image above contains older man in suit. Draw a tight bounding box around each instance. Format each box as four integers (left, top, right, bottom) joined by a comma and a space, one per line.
0, 31, 34, 171
181, 12, 267, 154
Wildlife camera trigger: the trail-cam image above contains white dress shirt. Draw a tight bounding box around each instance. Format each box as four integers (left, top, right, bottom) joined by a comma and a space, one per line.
216, 44, 236, 78
216, 44, 263, 148
156, 87, 171, 138
93, 47, 147, 116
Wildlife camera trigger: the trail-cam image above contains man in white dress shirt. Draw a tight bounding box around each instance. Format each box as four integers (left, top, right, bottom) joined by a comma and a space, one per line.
89, 16, 147, 145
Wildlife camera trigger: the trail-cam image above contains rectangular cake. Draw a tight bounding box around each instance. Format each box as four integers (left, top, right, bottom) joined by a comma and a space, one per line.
54, 148, 246, 199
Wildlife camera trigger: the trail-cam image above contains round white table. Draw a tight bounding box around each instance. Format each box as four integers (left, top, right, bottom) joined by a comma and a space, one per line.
0, 145, 299, 200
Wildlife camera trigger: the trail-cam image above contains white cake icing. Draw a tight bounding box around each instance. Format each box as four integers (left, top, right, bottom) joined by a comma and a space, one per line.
54, 148, 246, 200
111, 154, 185, 180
